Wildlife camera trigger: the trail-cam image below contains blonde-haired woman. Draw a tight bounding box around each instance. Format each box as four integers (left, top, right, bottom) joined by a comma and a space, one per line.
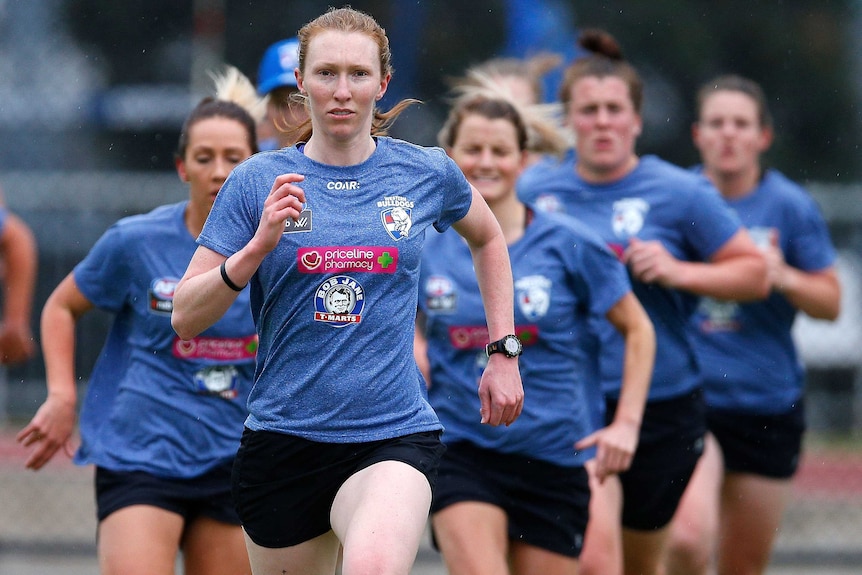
416, 80, 654, 575
17, 67, 262, 575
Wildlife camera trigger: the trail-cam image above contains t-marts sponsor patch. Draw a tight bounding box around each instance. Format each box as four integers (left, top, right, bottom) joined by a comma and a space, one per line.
314, 275, 365, 327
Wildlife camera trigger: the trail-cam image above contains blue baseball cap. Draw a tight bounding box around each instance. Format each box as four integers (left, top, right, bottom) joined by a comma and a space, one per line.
257, 37, 300, 96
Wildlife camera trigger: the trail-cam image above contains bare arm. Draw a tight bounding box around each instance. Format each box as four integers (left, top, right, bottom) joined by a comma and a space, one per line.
763, 234, 840, 320
575, 292, 655, 482
0, 213, 37, 364
625, 228, 769, 301
451, 186, 523, 426
171, 173, 306, 339
413, 312, 431, 387
17, 273, 92, 470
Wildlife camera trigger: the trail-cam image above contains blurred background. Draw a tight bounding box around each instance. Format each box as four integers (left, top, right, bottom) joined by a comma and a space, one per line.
0, 0, 860, 572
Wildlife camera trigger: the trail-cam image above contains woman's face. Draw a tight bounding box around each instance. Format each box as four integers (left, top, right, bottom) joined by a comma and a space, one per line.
693, 90, 771, 179
448, 113, 526, 205
297, 30, 389, 142
567, 75, 642, 182
176, 116, 253, 210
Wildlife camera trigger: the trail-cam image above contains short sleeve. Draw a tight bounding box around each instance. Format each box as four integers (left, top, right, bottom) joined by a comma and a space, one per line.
73, 223, 132, 312
432, 152, 473, 233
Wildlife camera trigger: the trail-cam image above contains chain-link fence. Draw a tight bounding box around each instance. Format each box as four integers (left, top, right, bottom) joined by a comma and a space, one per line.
0, 172, 860, 568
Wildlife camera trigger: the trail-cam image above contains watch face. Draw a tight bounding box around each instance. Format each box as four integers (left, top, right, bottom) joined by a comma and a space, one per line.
503, 336, 521, 355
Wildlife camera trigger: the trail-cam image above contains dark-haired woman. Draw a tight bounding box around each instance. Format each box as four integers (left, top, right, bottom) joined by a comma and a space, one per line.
18, 67, 262, 575
519, 30, 769, 575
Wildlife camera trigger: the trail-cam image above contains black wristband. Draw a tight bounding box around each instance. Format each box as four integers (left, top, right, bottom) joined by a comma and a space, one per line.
219, 260, 246, 291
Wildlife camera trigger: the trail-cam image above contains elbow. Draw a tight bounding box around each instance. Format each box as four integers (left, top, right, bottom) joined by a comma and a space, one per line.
171, 312, 200, 341
812, 299, 841, 322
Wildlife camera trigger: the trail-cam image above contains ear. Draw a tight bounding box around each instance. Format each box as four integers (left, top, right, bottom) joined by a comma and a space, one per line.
175, 157, 188, 182
518, 149, 530, 172
691, 121, 702, 148
294, 68, 303, 92
758, 125, 774, 153
376, 72, 391, 101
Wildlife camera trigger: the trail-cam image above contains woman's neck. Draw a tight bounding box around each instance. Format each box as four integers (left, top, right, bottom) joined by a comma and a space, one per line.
576, 154, 639, 184
184, 200, 209, 239
489, 194, 528, 245
706, 163, 761, 200
303, 133, 377, 166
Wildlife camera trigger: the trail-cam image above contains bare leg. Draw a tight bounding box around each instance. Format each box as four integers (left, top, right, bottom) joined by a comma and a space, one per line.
98, 505, 184, 575
332, 460, 432, 575
432, 501, 510, 575
243, 529, 341, 575
621, 525, 670, 575
716, 472, 790, 575
510, 541, 579, 575
182, 515, 251, 575
579, 460, 623, 575
664, 434, 723, 575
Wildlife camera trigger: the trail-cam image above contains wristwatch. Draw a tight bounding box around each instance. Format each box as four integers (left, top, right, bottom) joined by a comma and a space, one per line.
485, 334, 523, 358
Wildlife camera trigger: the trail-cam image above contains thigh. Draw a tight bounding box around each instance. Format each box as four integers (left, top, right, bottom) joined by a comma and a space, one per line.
579, 461, 623, 575
243, 529, 341, 575
717, 472, 791, 575
433, 501, 509, 575
182, 515, 251, 575
332, 460, 432, 575
98, 505, 184, 575
665, 433, 724, 575
621, 525, 670, 575
510, 543, 578, 575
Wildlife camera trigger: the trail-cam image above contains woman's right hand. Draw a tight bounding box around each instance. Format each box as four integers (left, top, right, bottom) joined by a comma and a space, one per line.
253, 173, 307, 254
16, 393, 77, 470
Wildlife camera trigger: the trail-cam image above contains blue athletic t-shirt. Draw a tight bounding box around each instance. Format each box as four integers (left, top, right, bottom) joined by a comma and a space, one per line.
198, 137, 472, 442
420, 210, 631, 466
519, 155, 742, 400
73, 201, 257, 478
689, 169, 837, 413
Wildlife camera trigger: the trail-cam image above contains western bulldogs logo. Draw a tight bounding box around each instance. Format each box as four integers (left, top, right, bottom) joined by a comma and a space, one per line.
381, 206, 412, 240
534, 194, 565, 214
313, 275, 365, 327
612, 198, 649, 237
515, 275, 551, 320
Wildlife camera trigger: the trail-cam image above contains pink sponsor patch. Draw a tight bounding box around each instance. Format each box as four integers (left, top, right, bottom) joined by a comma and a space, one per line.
298, 247, 398, 273
448, 325, 539, 350
173, 334, 258, 360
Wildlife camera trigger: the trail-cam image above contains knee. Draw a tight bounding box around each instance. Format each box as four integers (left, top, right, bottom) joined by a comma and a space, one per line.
342, 548, 410, 575
665, 525, 712, 575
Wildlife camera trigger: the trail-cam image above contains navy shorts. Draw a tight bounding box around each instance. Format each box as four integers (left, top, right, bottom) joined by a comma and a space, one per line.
95, 460, 239, 524
606, 389, 706, 531
231, 428, 445, 548
430, 442, 590, 558
708, 401, 805, 479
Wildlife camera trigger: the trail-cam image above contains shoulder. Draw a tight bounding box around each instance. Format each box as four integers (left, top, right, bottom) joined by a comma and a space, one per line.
379, 137, 451, 169
639, 155, 706, 187
533, 210, 609, 248
112, 202, 185, 234
521, 151, 575, 183
761, 169, 814, 202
